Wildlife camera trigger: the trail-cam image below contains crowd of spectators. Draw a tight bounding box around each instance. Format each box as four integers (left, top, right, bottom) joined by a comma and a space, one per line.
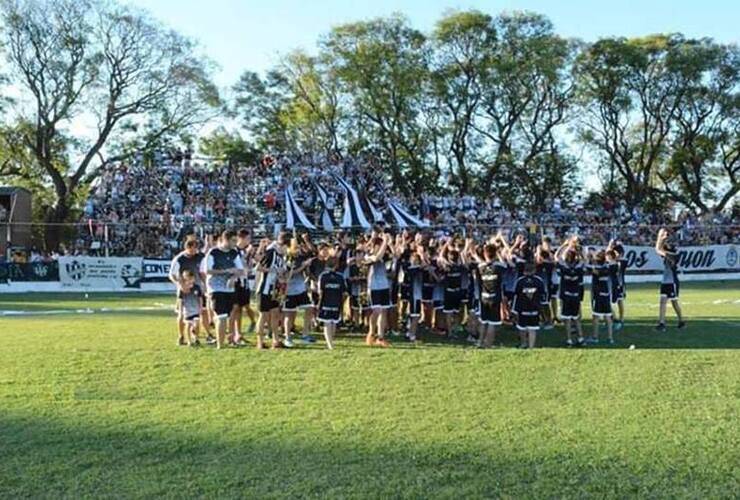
62, 149, 740, 258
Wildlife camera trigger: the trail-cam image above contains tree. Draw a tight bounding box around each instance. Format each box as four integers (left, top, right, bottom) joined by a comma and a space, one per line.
199, 127, 259, 165
656, 42, 740, 213
430, 10, 495, 194
232, 69, 293, 152
575, 35, 691, 209
473, 12, 575, 206
0, 0, 220, 248
321, 15, 434, 195
279, 50, 344, 157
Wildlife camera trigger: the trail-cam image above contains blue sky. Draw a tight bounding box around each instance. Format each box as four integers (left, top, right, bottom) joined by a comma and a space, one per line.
128, 0, 740, 88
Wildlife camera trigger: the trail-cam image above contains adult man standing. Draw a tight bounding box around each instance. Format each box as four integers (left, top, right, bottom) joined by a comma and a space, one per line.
655, 228, 686, 331
204, 230, 243, 349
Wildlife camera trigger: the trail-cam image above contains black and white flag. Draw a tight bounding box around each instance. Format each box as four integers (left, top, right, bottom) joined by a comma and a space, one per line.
284, 186, 316, 230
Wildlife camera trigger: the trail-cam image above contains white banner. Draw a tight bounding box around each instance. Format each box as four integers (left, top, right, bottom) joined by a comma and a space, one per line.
143, 259, 171, 281
59, 257, 143, 289
620, 244, 739, 273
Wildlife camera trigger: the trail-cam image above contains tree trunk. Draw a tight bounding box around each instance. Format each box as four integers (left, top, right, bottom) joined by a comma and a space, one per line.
44, 199, 71, 252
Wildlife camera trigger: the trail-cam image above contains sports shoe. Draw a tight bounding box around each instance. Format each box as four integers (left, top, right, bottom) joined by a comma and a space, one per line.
608, 338, 615, 345
206, 335, 216, 345
177, 336, 186, 346
677, 321, 687, 329
565, 339, 574, 347
301, 334, 316, 344
271, 341, 284, 350
586, 337, 599, 345
283, 336, 294, 348
614, 321, 624, 331
543, 323, 554, 331
655, 323, 666, 332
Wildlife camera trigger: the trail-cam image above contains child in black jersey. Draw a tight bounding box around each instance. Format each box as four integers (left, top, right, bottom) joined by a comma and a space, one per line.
317, 256, 346, 350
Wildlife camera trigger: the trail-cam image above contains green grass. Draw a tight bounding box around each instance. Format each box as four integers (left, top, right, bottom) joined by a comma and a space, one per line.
0, 281, 739, 499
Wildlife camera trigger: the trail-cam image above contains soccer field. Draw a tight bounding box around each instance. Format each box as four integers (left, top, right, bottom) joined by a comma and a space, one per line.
1, 281, 739, 499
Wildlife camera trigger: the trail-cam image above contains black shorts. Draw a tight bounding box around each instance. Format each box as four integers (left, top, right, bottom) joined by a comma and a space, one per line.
400, 283, 411, 301
560, 297, 581, 320
443, 288, 463, 313
284, 292, 310, 311
592, 294, 612, 317
516, 312, 540, 330
660, 282, 679, 299
234, 285, 250, 307
422, 284, 435, 302
478, 300, 502, 325
259, 293, 280, 313
211, 292, 234, 317
318, 305, 341, 323
184, 313, 200, 323
390, 284, 399, 306
550, 283, 559, 297
613, 285, 626, 302
370, 289, 391, 309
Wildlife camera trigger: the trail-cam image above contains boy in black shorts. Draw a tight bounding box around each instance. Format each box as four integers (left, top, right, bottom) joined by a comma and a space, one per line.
317, 256, 346, 350
476, 244, 506, 348
555, 240, 585, 346
655, 228, 686, 331
606, 241, 628, 330
513, 261, 546, 349
176, 270, 203, 347
587, 250, 615, 344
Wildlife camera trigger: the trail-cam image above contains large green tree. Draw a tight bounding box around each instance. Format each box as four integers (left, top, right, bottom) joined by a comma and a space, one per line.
576, 35, 740, 213
657, 42, 740, 213
474, 12, 576, 207
321, 15, 433, 195
0, 0, 220, 247
430, 10, 495, 194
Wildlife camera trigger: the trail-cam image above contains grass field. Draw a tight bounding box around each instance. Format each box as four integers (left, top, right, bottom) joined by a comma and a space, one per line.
1, 281, 739, 499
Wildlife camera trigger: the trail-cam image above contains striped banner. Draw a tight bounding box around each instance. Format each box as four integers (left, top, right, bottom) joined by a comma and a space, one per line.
313, 181, 336, 232
333, 175, 371, 229
387, 200, 429, 228
284, 186, 316, 230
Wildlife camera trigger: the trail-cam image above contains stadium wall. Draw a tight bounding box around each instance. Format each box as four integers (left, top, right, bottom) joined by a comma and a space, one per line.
1, 245, 738, 293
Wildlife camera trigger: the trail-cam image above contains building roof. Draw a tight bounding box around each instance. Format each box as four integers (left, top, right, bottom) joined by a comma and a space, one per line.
0, 186, 31, 196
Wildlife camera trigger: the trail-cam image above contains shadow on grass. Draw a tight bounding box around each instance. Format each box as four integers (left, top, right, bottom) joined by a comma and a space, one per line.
0, 413, 735, 499
236, 317, 740, 352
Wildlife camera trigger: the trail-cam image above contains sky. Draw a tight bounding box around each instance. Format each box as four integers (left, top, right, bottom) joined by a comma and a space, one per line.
128, 0, 740, 89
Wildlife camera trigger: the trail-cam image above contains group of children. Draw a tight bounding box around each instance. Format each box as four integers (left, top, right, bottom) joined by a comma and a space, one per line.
168, 226, 686, 350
